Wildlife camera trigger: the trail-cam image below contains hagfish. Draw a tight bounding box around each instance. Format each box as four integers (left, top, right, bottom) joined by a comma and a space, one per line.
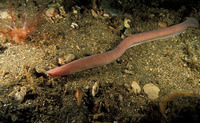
46, 17, 199, 76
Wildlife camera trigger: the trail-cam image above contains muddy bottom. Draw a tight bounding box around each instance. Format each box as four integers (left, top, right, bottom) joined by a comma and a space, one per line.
0, 0, 200, 122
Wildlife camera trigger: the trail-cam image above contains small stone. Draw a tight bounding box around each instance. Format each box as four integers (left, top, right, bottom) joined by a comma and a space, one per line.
8, 86, 28, 103
0, 10, 11, 19
92, 82, 99, 97
58, 58, 65, 65
65, 54, 75, 63
131, 81, 141, 94
103, 13, 110, 18
58, 54, 75, 65
124, 69, 134, 75
46, 8, 58, 17
143, 83, 160, 100
158, 21, 167, 27
119, 95, 123, 102
71, 22, 79, 29
73, 9, 78, 14
124, 18, 131, 28
91, 9, 98, 18
75, 89, 82, 106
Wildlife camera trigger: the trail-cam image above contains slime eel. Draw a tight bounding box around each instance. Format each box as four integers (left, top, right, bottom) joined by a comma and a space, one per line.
47, 17, 199, 76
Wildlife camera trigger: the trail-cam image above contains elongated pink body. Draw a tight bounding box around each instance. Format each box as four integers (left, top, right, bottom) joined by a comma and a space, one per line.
47, 17, 199, 76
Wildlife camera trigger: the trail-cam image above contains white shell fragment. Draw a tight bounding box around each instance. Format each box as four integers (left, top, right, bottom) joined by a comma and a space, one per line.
124, 18, 131, 28
71, 22, 79, 29
75, 89, 82, 106
131, 81, 141, 94
143, 83, 160, 100
91, 9, 98, 18
65, 54, 75, 63
103, 13, 110, 18
46, 7, 58, 17
58, 54, 75, 65
8, 86, 28, 103
0, 9, 11, 19
92, 82, 99, 97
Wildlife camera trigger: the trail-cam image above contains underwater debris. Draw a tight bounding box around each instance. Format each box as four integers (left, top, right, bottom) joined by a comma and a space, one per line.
0, 1, 43, 43
92, 82, 99, 97
58, 54, 75, 65
71, 22, 79, 29
124, 18, 131, 28
75, 88, 83, 106
8, 86, 28, 103
143, 83, 160, 100
158, 21, 167, 27
46, 7, 58, 17
130, 81, 141, 94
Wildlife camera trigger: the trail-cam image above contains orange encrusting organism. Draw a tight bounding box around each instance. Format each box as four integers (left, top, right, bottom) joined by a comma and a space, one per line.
0, 1, 43, 43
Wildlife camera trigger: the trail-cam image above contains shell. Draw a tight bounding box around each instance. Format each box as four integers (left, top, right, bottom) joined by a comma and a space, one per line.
143, 83, 160, 100
92, 82, 99, 97
131, 81, 141, 94
75, 89, 83, 106
124, 18, 131, 28
46, 8, 58, 17
0, 9, 11, 19
71, 22, 79, 29
8, 86, 28, 103
58, 54, 75, 65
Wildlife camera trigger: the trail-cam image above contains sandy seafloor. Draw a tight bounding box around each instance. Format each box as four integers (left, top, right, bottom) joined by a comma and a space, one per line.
0, 0, 200, 122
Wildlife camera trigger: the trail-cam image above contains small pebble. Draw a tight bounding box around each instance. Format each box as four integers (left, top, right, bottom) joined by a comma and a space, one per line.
92, 82, 99, 97
0, 10, 11, 19
8, 86, 28, 103
58, 54, 75, 65
91, 9, 98, 18
131, 81, 141, 94
46, 7, 58, 17
124, 18, 131, 28
103, 13, 110, 18
158, 21, 167, 27
71, 22, 79, 29
73, 9, 78, 14
123, 69, 134, 74
143, 83, 160, 100
75, 88, 82, 106
65, 54, 75, 63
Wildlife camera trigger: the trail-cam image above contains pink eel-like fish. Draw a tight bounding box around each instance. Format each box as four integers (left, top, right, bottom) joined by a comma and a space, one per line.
46, 17, 199, 76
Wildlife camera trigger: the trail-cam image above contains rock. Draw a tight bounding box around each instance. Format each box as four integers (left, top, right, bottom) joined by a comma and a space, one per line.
103, 13, 110, 18
71, 22, 79, 29
124, 18, 131, 28
92, 82, 99, 97
143, 83, 160, 100
123, 69, 134, 75
131, 81, 141, 94
46, 7, 58, 17
58, 54, 75, 65
75, 89, 83, 106
91, 9, 98, 18
158, 21, 167, 27
0, 9, 11, 19
8, 86, 28, 103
